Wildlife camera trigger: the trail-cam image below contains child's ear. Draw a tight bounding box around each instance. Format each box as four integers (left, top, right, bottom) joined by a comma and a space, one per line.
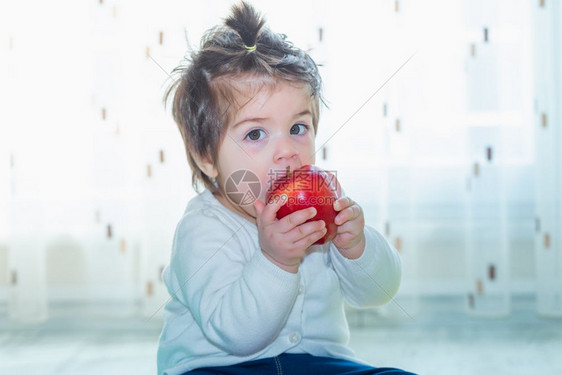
193, 154, 218, 179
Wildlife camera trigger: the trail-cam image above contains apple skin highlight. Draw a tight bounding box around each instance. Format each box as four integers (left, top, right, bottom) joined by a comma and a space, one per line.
266, 165, 341, 245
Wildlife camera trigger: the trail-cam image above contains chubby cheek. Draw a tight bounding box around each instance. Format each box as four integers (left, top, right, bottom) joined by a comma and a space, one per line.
301, 138, 316, 165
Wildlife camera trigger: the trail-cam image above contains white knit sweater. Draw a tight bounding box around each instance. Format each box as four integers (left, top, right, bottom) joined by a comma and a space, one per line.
157, 189, 402, 375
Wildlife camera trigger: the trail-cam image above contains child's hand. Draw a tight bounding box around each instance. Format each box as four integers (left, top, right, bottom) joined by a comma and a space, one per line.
254, 196, 327, 273
332, 196, 366, 259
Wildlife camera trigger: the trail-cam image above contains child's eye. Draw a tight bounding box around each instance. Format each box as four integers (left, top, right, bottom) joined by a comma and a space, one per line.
245, 128, 266, 141
290, 123, 309, 135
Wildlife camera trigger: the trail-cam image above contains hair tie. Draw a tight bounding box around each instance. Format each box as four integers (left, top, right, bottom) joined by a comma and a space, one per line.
244, 44, 257, 52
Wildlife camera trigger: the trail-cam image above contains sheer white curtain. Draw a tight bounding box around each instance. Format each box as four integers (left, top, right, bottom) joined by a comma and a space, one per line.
0, 0, 557, 322
533, 0, 562, 317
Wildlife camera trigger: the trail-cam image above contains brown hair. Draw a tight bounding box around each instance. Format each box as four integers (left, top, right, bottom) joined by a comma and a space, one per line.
164, 1, 323, 193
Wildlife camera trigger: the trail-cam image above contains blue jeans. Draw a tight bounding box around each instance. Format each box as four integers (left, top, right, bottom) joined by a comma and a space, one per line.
185, 353, 416, 374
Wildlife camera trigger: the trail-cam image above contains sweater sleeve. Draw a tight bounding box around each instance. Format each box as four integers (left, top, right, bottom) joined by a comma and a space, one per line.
166, 211, 301, 356
329, 225, 402, 308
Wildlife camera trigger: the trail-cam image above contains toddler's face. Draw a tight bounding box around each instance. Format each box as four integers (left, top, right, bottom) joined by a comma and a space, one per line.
212, 78, 316, 223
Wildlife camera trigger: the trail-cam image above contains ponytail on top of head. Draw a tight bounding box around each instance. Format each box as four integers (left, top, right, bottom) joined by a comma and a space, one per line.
225, 1, 265, 49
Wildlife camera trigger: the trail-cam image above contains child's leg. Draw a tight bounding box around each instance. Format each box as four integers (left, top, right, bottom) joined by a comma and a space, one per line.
276, 353, 417, 375
185, 356, 276, 374
186, 354, 417, 375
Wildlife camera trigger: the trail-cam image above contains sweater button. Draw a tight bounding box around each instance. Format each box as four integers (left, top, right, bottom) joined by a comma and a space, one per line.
298, 285, 304, 295
289, 332, 301, 344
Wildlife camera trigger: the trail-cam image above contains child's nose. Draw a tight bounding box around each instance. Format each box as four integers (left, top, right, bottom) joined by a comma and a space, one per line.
273, 137, 298, 162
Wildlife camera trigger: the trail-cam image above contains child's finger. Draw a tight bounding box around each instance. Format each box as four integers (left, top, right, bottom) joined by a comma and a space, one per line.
335, 220, 359, 235
335, 204, 362, 225
278, 206, 317, 232
286, 219, 326, 243
334, 196, 354, 211
293, 227, 327, 249
253, 199, 266, 224
256, 194, 287, 225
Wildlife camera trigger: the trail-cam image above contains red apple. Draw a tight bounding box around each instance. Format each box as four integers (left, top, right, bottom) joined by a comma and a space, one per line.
266, 164, 341, 245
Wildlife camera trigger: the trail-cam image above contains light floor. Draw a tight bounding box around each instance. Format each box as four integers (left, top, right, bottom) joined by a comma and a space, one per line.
1, 296, 561, 375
